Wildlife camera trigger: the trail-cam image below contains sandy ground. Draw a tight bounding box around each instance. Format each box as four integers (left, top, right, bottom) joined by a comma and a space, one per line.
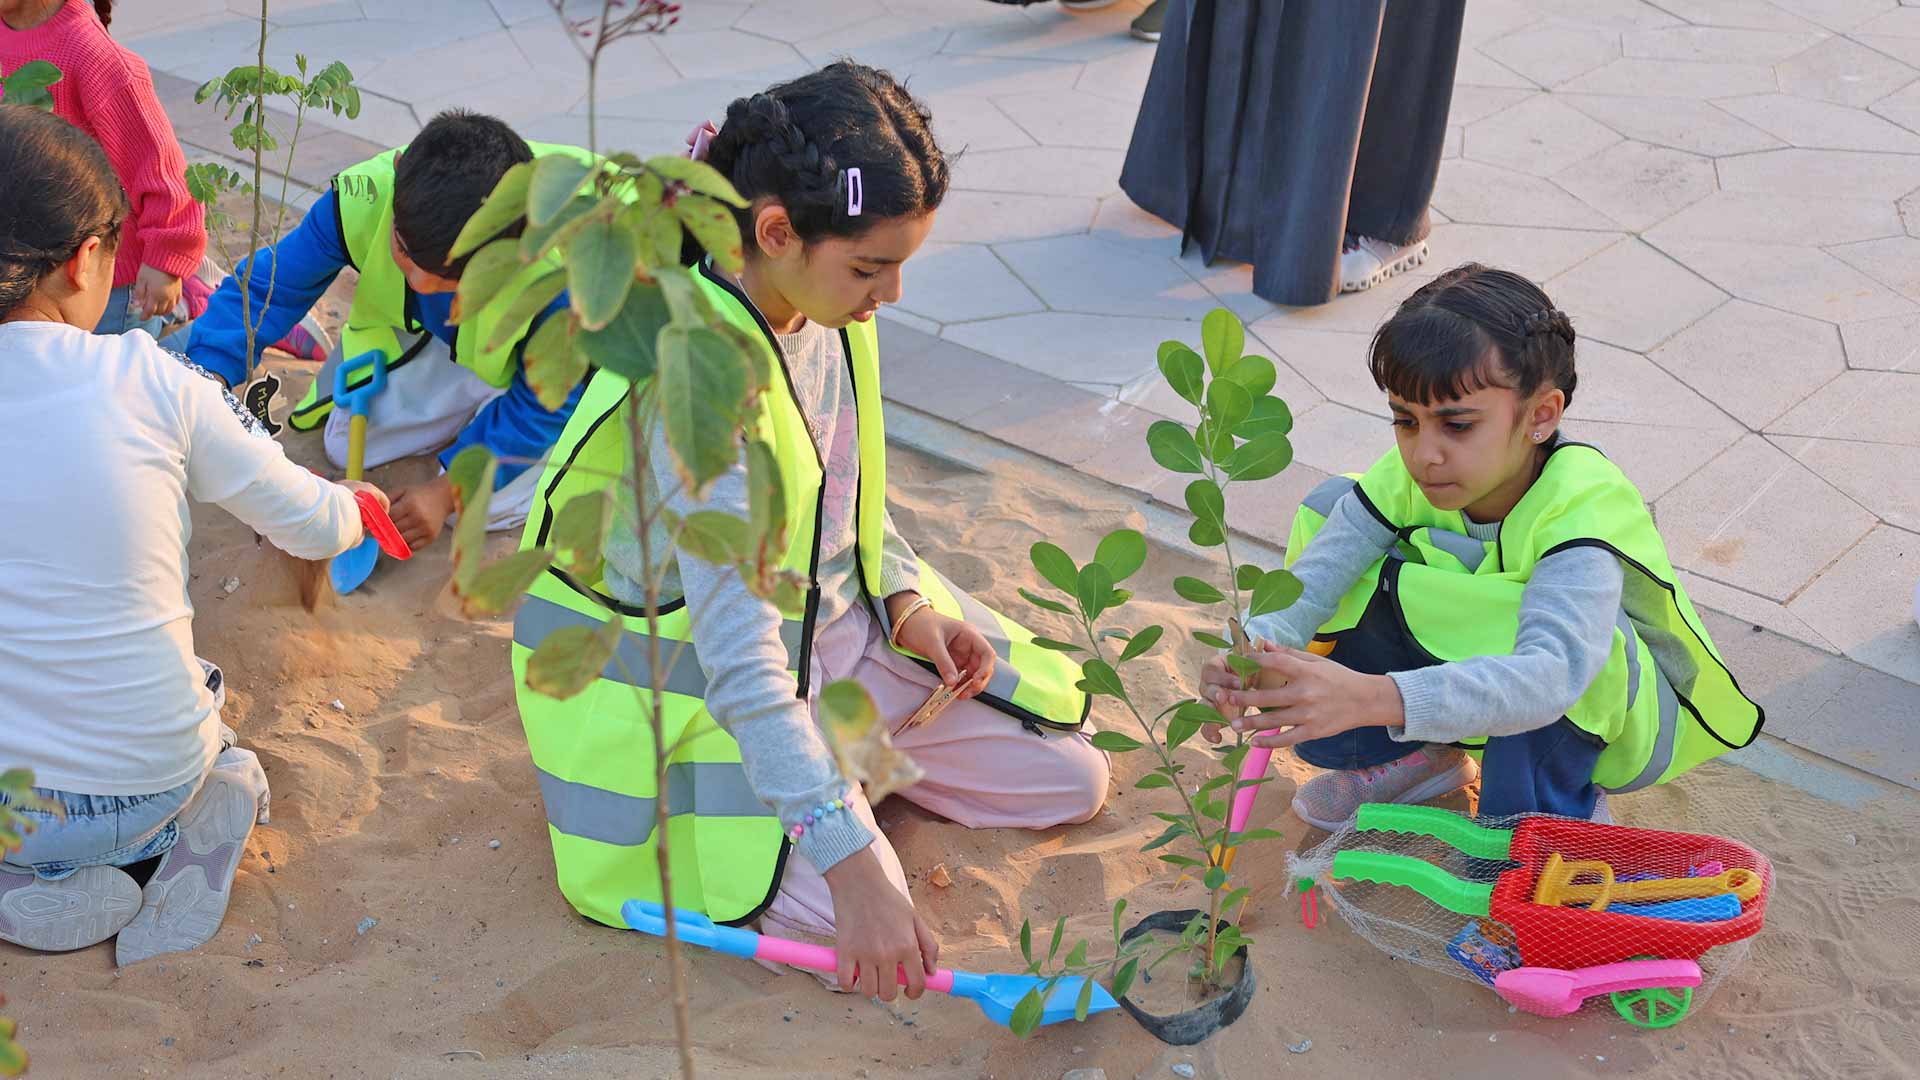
4, 349, 1918, 1079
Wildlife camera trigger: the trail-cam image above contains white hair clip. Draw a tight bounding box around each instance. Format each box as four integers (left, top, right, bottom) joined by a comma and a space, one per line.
845, 167, 863, 217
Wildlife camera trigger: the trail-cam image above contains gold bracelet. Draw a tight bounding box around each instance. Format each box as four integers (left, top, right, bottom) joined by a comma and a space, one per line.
888, 596, 935, 650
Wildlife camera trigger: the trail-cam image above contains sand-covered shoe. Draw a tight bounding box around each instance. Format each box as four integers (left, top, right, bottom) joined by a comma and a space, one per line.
0, 864, 141, 952
1290, 747, 1478, 832
115, 769, 258, 967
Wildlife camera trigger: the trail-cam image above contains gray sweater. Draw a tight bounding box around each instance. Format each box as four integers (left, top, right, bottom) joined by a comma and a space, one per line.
1243, 490, 1626, 743
604, 319, 918, 875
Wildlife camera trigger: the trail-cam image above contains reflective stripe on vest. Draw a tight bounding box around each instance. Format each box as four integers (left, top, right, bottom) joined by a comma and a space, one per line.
515, 593, 805, 694
535, 762, 766, 847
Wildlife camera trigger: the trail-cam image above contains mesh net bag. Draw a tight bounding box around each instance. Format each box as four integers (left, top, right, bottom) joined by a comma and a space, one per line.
1285, 803, 1772, 1029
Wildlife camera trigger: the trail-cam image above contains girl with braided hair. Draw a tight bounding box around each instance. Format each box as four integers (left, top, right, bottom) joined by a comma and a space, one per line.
1197, 264, 1761, 829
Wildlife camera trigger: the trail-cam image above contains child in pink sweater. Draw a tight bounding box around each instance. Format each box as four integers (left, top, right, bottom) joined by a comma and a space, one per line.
0, 0, 205, 337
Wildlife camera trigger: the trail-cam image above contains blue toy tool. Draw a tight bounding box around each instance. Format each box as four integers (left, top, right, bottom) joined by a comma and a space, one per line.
328, 351, 408, 593
623, 900, 1118, 1030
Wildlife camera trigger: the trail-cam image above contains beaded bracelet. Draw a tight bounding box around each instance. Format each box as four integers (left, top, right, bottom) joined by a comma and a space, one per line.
786, 797, 849, 842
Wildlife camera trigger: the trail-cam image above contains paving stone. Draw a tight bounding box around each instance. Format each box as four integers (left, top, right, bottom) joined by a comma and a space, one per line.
1854, 4, 1920, 34
929, 191, 1096, 247
1445, 124, 1464, 159
518, 114, 689, 159
652, 29, 809, 81
1855, 31, 1920, 68
1465, 95, 1623, 177
1224, 459, 1340, 545
128, 17, 301, 82
1089, 196, 1183, 257
1528, 0, 1685, 30
734, 0, 886, 39
1170, 252, 1277, 326
1653, 434, 1877, 601
1622, 25, 1826, 63
1840, 312, 1920, 369
892, 244, 1046, 325
507, 23, 680, 100
1558, 58, 1779, 98
1679, 569, 1842, 653
1559, 419, 1741, 502
886, 53, 1085, 99
1453, 48, 1539, 90
879, 308, 942, 338
794, 23, 951, 70
1266, 263, 1444, 336
996, 235, 1226, 321
1830, 236, 1920, 301
1789, 437, 1920, 532
881, 336, 1079, 425
924, 94, 1035, 155
1462, 0, 1541, 47
1285, 403, 1396, 477
1715, 148, 1920, 202
413, 68, 593, 127
1545, 239, 1728, 352
1422, 222, 1623, 284
1556, 142, 1717, 233
1788, 525, 1920, 685
1654, 240, 1918, 324
1717, 93, 1920, 153
1770, 0, 1899, 32
1643, 0, 1824, 30
1646, 191, 1903, 248
1448, 86, 1538, 127
1558, 94, 1784, 156
1775, 35, 1919, 107
1768, 369, 1920, 444
942, 312, 1185, 385
306, 91, 422, 148
1073, 42, 1162, 105
951, 147, 1126, 199
1478, 27, 1619, 88
1563, 339, 1742, 428
1868, 80, 1920, 143
1432, 161, 1621, 230
1075, 400, 1197, 505
1245, 324, 1385, 418
942, 9, 1142, 63
991, 88, 1141, 151
978, 389, 1153, 471
1649, 301, 1846, 429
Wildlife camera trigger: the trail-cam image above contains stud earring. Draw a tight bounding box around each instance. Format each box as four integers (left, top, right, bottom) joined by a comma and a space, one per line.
1533, 431, 1545, 442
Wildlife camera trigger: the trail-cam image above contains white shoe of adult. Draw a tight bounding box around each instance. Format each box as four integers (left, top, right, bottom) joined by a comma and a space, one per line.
1340, 235, 1429, 294
1060, 0, 1123, 8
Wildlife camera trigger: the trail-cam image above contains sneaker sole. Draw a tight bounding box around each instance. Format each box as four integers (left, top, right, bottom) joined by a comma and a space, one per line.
1340, 241, 1429, 294
0, 864, 142, 952
1060, 0, 1123, 8
1290, 757, 1479, 833
1130, 27, 1162, 40
114, 773, 256, 967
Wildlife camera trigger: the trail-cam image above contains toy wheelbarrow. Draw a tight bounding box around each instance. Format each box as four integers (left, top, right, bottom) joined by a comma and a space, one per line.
328, 351, 411, 593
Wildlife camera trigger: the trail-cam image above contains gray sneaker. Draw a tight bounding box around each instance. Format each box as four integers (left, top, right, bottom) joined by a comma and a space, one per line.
0, 864, 142, 952
1130, 0, 1167, 41
115, 770, 257, 966
1290, 747, 1478, 832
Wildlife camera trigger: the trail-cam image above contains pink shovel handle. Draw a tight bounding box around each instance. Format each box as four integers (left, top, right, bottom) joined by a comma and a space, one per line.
1561, 959, 1702, 998
1229, 740, 1277, 833
753, 933, 955, 992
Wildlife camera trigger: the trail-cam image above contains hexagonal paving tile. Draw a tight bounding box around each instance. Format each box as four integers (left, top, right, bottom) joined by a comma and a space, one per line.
1658, 240, 1918, 324
950, 146, 1126, 199
1678, 570, 1840, 654
734, 0, 886, 40
651, 29, 809, 81
1770, 0, 1898, 32
1790, 437, 1920, 532
1246, 323, 1384, 417
1566, 340, 1743, 428
942, 311, 1192, 385
1718, 93, 1920, 153
1528, 0, 1684, 30
1478, 26, 1619, 87
1072, 43, 1159, 105
1715, 148, 1920, 202
892, 244, 1046, 325
991, 88, 1140, 151
942, 8, 1143, 63
1088, 196, 1181, 257
885, 53, 1085, 99
1857, 31, 1920, 69
1648, 301, 1846, 429
1840, 313, 1920, 369
929, 191, 1096, 247
1453, 48, 1540, 90
1653, 433, 1877, 601
1556, 141, 1717, 233
1768, 369, 1920, 444
1425, 223, 1626, 282
1830, 236, 1920, 301
1621, 25, 1826, 62
1465, 95, 1623, 177
1432, 160, 1621, 230
1285, 402, 1396, 477
1448, 86, 1539, 127
1869, 80, 1920, 145
1558, 57, 1778, 98
1644, 191, 1904, 248
995, 234, 1224, 320
1116, 349, 1322, 425
1545, 239, 1728, 352
1558, 419, 1741, 502
1170, 251, 1277, 326
1266, 262, 1443, 336
1557, 94, 1785, 156
1644, 0, 1823, 30
1775, 35, 1919, 107
1788, 525, 1920, 686
1853, 4, 1920, 35
924, 94, 1035, 154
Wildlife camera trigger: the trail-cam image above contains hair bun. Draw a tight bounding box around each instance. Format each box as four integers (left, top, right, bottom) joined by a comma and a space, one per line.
1524, 308, 1575, 345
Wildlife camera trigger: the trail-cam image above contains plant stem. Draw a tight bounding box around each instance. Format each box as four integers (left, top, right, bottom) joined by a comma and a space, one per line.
242, 0, 268, 385
259, 99, 304, 362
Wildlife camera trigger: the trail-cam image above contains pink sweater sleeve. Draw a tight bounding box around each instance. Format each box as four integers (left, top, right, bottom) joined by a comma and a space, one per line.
84, 48, 205, 280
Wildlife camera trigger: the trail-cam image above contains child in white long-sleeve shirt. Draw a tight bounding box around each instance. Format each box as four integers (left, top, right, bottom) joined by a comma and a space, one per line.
0, 108, 383, 965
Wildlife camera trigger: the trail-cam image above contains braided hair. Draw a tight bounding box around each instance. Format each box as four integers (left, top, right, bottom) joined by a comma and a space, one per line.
1367, 263, 1578, 410
0, 107, 127, 319
690, 61, 949, 263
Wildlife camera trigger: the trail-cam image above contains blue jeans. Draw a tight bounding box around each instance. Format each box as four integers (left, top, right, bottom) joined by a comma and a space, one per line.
0, 778, 200, 881
93, 284, 185, 338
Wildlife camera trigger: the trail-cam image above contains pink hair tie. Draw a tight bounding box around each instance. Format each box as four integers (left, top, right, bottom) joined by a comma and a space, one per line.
685, 120, 717, 162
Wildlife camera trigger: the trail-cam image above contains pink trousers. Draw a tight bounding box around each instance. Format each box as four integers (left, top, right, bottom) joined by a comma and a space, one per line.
760, 600, 1110, 942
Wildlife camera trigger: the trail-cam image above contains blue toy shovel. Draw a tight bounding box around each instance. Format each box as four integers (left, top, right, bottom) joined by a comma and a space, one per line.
327, 351, 410, 593
622, 900, 1119, 1030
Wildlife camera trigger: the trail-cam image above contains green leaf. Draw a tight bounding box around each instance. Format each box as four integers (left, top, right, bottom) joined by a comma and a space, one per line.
674, 510, 751, 564
1009, 987, 1045, 1039
1222, 887, 1251, 913
1194, 630, 1233, 649
1225, 432, 1294, 483
1111, 957, 1138, 1001
1031, 636, 1085, 654
1018, 587, 1072, 616
566, 218, 639, 331
1156, 341, 1206, 407
1167, 700, 1219, 750
454, 548, 553, 618
1146, 420, 1204, 474
1076, 561, 1114, 623
519, 193, 596, 263
447, 446, 498, 587
744, 438, 788, 568
1135, 772, 1174, 790
1157, 852, 1202, 867
1203, 866, 1229, 891
1234, 563, 1261, 592
1197, 415, 1237, 464
657, 325, 752, 496
1222, 354, 1277, 398
1019, 919, 1033, 966
644, 154, 751, 207
1189, 518, 1225, 548
1089, 731, 1143, 753
450, 160, 533, 260
1111, 898, 1128, 945
550, 491, 611, 576
521, 310, 586, 412
528, 153, 594, 228
1074, 974, 1095, 1022
1079, 656, 1127, 704
1226, 654, 1260, 681
1030, 542, 1079, 595
1233, 828, 1286, 843
1173, 576, 1226, 605
1141, 822, 1187, 851
524, 616, 622, 699
482, 268, 568, 354
450, 239, 523, 325
820, 679, 881, 742
1185, 479, 1226, 539
1094, 529, 1147, 583
1200, 308, 1245, 374
624, 200, 683, 275
672, 193, 745, 274
1048, 915, 1066, 963
1205, 378, 1253, 442
576, 283, 670, 385
1250, 568, 1305, 618
1066, 939, 1089, 970
0, 58, 63, 109
1239, 395, 1294, 439
1117, 624, 1163, 664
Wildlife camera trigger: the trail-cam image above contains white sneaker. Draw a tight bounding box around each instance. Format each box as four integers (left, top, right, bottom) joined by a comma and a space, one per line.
0, 864, 142, 952
1060, 0, 1123, 8
1290, 747, 1478, 832
115, 767, 260, 966
1340, 236, 1429, 294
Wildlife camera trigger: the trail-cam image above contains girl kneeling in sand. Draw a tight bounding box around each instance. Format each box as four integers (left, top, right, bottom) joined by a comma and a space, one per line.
0, 108, 384, 964
510, 62, 1107, 1004
1201, 265, 1761, 829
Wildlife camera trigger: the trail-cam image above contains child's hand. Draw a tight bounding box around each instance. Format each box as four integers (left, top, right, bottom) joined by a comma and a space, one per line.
894, 607, 994, 699
1219, 646, 1405, 748
1198, 649, 1254, 742
390, 475, 458, 549
822, 847, 939, 1001
134, 265, 183, 319
339, 479, 390, 511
